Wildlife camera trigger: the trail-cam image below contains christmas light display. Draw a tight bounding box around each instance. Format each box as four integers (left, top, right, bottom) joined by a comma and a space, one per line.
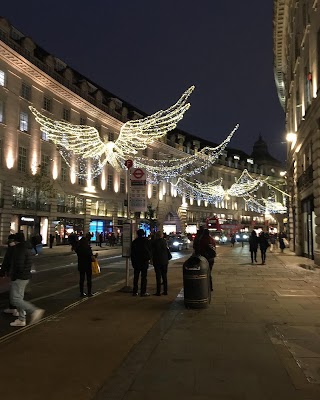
244, 193, 287, 214
29, 86, 195, 177
227, 169, 266, 197
133, 124, 239, 182
172, 177, 225, 203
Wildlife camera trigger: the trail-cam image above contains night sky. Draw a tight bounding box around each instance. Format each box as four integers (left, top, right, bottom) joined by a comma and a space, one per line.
1, 1, 286, 162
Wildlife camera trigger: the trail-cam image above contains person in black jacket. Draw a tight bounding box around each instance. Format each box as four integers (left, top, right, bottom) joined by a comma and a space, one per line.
8, 232, 45, 327
258, 231, 269, 265
151, 231, 171, 296
75, 237, 94, 297
1, 234, 18, 315
249, 230, 259, 264
130, 229, 152, 297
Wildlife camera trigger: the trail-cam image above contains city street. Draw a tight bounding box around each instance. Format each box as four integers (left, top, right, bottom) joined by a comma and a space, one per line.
0, 244, 320, 400
0, 243, 188, 338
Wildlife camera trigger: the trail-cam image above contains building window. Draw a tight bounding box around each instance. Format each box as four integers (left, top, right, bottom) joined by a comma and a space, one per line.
0, 100, 4, 123
43, 96, 52, 112
18, 146, 27, 172
80, 116, 86, 125
61, 162, 67, 182
107, 174, 113, 191
62, 108, 70, 121
78, 175, 85, 186
0, 70, 5, 86
93, 175, 99, 187
108, 132, 114, 142
152, 186, 157, 198
41, 131, 49, 141
41, 154, 50, 176
19, 112, 29, 132
120, 177, 125, 193
21, 82, 31, 101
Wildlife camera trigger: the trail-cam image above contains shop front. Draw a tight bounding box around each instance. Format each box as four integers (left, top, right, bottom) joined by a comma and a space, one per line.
53, 217, 84, 245
89, 219, 113, 242
15, 215, 49, 245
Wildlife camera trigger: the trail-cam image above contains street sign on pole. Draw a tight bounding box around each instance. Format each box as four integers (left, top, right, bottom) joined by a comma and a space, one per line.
130, 168, 147, 212
124, 159, 133, 169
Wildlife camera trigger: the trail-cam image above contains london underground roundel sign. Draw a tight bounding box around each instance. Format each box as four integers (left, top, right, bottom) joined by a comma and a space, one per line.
132, 168, 145, 179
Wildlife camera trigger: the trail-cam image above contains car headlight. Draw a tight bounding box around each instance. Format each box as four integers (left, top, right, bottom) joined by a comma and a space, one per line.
214, 236, 220, 241
173, 241, 180, 246
242, 234, 248, 239
236, 235, 240, 239
221, 236, 227, 242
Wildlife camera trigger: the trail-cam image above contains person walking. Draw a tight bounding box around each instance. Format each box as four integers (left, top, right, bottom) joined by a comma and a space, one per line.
230, 234, 236, 247
98, 232, 103, 247
8, 232, 45, 327
49, 233, 54, 248
279, 232, 286, 253
1, 234, 18, 316
193, 226, 204, 255
130, 229, 152, 297
75, 237, 94, 297
249, 230, 259, 264
198, 229, 216, 291
151, 231, 171, 296
258, 231, 269, 265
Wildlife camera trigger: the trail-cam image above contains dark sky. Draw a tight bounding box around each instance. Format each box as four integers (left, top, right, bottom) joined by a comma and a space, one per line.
1, 0, 286, 162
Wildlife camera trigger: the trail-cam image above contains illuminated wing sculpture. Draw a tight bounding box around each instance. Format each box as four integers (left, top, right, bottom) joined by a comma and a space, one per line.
29, 86, 195, 177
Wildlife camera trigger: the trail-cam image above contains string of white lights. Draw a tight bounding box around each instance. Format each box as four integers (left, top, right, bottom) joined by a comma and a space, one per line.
227, 169, 266, 197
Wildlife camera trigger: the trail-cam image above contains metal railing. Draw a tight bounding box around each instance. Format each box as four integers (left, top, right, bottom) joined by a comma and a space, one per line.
297, 165, 313, 190
12, 199, 51, 211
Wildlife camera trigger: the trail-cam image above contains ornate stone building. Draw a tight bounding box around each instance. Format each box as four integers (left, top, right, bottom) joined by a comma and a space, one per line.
274, 0, 320, 261
0, 17, 285, 245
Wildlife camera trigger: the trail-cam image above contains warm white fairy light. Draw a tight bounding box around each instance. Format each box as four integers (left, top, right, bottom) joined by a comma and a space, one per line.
227, 169, 266, 197
172, 177, 225, 203
29, 86, 194, 177
244, 193, 287, 214
134, 125, 239, 182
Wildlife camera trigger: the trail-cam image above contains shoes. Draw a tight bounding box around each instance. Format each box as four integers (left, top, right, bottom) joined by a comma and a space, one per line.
30, 309, 45, 325
35, 254, 39, 256
162, 292, 168, 295
132, 292, 139, 296
3, 308, 15, 314
140, 293, 150, 297
80, 293, 87, 297
87, 293, 94, 297
153, 293, 161, 296
13, 309, 26, 317
10, 319, 26, 327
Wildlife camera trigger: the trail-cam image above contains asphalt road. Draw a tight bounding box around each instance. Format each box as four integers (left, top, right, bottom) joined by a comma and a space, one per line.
0, 245, 189, 338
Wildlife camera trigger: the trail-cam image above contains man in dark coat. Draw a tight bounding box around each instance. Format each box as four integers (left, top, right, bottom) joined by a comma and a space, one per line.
130, 229, 152, 297
151, 231, 171, 296
75, 237, 94, 297
8, 232, 45, 327
1, 234, 18, 315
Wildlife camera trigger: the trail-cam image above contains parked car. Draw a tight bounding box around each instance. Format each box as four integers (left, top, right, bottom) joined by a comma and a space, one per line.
167, 235, 190, 251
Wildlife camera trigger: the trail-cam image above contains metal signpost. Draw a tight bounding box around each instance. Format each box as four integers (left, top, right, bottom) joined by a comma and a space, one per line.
120, 159, 134, 292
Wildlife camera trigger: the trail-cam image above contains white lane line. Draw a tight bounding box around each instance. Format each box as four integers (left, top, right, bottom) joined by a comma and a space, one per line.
30, 272, 116, 302
0, 275, 128, 345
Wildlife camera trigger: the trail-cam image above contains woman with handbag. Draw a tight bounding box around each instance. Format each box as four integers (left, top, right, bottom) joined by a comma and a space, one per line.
75, 237, 94, 297
151, 231, 172, 296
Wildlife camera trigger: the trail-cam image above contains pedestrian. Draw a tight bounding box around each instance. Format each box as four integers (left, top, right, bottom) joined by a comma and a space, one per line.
1, 234, 18, 316
151, 231, 171, 296
130, 229, 152, 297
249, 230, 259, 264
230, 234, 236, 247
99, 232, 103, 247
31, 234, 39, 256
49, 233, 54, 248
269, 234, 276, 252
258, 231, 269, 265
68, 232, 78, 251
198, 229, 216, 291
75, 237, 94, 297
279, 232, 286, 253
193, 226, 204, 255
8, 232, 45, 327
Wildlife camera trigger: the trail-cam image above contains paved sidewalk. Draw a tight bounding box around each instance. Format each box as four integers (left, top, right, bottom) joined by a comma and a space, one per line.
1, 247, 320, 400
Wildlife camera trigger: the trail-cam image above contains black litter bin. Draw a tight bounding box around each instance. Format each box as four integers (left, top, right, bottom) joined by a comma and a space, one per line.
183, 255, 211, 309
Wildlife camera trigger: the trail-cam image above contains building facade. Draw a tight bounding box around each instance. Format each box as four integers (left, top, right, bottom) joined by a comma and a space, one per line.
0, 17, 285, 246
274, 0, 320, 262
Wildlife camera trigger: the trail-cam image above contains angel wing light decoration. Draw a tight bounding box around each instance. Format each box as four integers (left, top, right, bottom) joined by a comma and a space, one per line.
29, 86, 195, 178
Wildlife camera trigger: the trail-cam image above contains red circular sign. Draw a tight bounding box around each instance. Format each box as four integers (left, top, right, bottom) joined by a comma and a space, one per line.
124, 159, 133, 169
132, 168, 144, 179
